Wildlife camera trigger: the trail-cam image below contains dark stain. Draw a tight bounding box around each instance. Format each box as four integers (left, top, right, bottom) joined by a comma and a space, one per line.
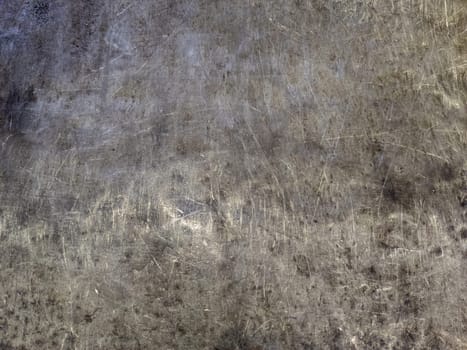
0, 341, 27, 350
381, 175, 416, 210
425, 159, 458, 182
2, 85, 37, 134
430, 246, 443, 257
362, 332, 387, 350
33, 0, 49, 23
400, 325, 419, 350
147, 236, 173, 256
95, 10, 109, 72
362, 264, 382, 281
344, 247, 353, 269
438, 162, 456, 181
15, 204, 36, 227
0, 244, 30, 268
293, 254, 314, 277
83, 308, 101, 324
396, 264, 423, 319
67, 1, 105, 73
459, 193, 467, 208
214, 326, 263, 350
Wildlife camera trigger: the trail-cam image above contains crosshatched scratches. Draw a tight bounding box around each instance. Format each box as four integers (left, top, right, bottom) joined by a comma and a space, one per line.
0, 0, 466, 349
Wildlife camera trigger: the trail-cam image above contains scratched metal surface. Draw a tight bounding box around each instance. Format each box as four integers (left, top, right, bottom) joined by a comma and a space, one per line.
0, 1, 466, 349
